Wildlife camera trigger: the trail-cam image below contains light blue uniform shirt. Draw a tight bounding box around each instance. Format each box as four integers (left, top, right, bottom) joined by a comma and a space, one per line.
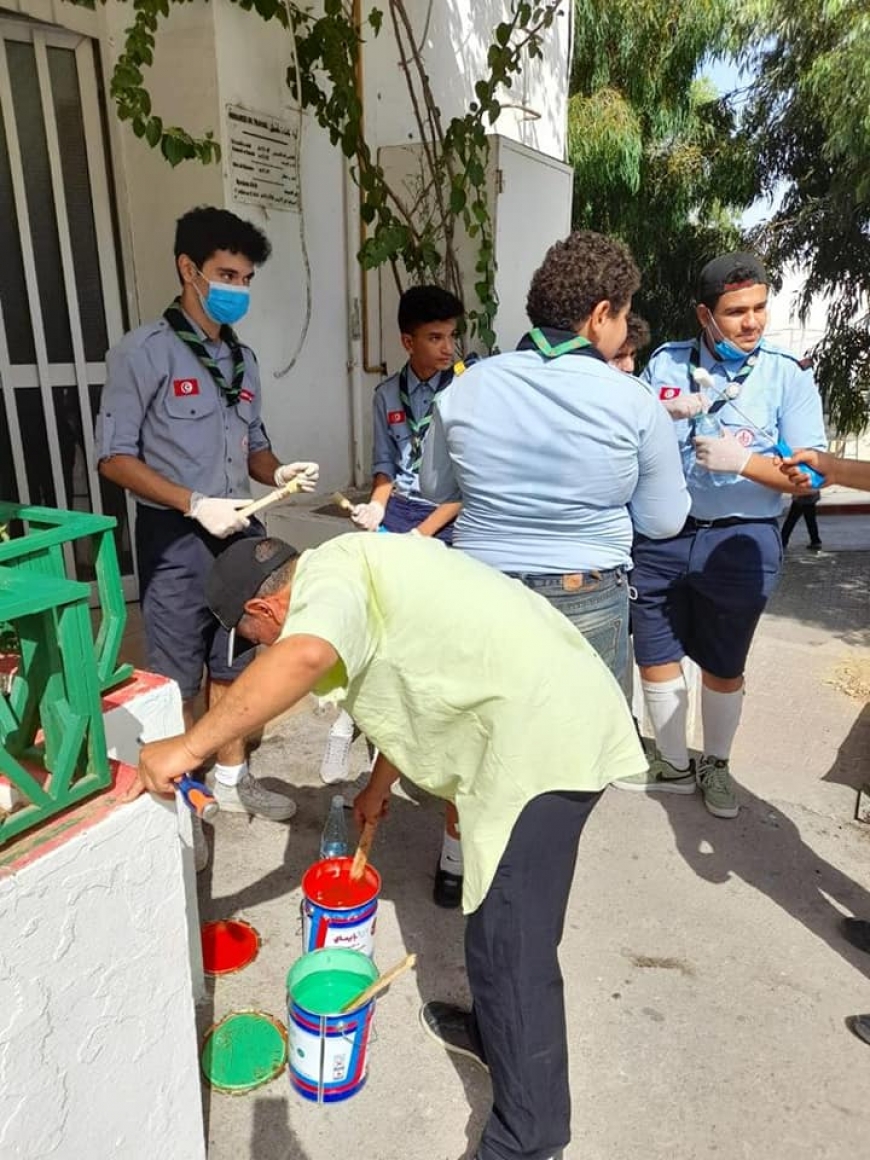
371, 365, 450, 501
642, 338, 827, 520
419, 349, 689, 573
96, 312, 271, 509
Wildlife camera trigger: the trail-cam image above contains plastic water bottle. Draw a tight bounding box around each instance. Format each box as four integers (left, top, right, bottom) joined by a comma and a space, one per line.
320, 795, 349, 859
693, 411, 721, 438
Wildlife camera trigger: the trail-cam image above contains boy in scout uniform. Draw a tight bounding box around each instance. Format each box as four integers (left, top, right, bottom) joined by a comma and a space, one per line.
322, 284, 467, 908
615, 252, 827, 818
96, 206, 318, 837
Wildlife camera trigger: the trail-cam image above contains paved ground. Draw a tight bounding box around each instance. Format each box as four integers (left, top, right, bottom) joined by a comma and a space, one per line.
178, 514, 870, 1160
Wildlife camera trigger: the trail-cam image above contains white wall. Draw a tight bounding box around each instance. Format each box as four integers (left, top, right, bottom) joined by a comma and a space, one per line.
212, 1, 354, 489
362, 0, 570, 161
0, 796, 205, 1160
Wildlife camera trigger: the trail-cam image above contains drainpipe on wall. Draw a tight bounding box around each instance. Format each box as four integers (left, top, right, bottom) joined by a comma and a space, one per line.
346, 0, 387, 488
344, 161, 368, 489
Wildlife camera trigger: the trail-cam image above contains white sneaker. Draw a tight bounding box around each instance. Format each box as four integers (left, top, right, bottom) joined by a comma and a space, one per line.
320, 724, 354, 784
192, 816, 209, 872
213, 772, 297, 821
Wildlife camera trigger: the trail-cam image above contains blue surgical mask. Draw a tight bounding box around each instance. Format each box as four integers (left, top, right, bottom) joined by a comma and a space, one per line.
706, 316, 759, 362
195, 269, 250, 325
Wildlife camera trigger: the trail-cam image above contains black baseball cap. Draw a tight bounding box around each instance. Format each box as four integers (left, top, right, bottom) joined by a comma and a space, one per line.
206, 537, 299, 663
697, 252, 768, 304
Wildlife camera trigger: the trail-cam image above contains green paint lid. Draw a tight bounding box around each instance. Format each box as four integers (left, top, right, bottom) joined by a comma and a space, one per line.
200, 1010, 287, 1093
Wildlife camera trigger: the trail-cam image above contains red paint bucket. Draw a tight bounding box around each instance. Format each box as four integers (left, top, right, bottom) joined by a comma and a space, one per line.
301, 857, 381, 958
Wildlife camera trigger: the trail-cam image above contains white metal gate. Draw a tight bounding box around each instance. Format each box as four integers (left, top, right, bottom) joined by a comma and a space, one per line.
0, 19, 135, 593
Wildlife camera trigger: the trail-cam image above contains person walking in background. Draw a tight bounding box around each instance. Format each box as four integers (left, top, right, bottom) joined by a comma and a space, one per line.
781, 488, 822, 550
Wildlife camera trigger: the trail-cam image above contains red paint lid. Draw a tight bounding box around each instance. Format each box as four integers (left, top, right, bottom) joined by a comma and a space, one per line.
201, 919, 260, 976
302, 856, 381, 909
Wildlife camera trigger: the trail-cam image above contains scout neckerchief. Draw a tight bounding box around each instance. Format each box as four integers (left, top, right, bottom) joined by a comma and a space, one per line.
689, 337, 759, 413
164, 301, 246, 406
399, 363, 454, 472
516, 326, 607, 362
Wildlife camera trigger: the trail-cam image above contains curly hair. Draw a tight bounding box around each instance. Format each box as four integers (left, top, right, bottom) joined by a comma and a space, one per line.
623, 312, 651, 352
526, 231, 640, 329
174, 206, 271, 274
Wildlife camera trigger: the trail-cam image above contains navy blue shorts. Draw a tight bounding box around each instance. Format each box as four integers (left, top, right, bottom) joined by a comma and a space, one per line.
630, 518, 782, 679
135, 504, 264, 700
383, 492, 454, 544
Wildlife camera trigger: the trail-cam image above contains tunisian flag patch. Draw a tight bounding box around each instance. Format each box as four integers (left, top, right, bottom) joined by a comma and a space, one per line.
173, 378, 199, 396
659, 386, 681, 400
387, 409, 406, 425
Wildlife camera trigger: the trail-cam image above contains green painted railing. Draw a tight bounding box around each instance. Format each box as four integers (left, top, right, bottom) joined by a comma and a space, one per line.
0, 503, 132, 692
0, 504, 130, 845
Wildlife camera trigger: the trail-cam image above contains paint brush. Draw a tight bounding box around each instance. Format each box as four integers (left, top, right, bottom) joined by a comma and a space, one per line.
237, 477, 304, 520
332, 491, 354, 515
176, 774, 220, 822
350, 820, 377, 881
339, 952, 417, 1013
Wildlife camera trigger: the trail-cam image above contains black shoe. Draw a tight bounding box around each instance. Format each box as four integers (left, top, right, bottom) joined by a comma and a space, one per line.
842, 917, 870, 954
433, 863, 463, 909
808, 541, 822, 551
846, 1015, 870, 1046
419, 1002, 488, 1071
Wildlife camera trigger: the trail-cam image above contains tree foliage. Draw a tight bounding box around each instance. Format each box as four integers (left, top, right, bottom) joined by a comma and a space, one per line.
736, 0, 870, 433
568, 0, 755, 350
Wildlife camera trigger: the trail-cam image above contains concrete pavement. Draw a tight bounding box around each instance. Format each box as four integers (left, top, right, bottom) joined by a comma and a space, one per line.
193, 514, 870, 1160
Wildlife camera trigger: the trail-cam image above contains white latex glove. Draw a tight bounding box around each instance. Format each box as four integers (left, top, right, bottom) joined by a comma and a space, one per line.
694, 429, 752, 475
187, 494, 251, 538
661, 393, 709, 420
274, 461, 320, 491
350, 500, 385, 531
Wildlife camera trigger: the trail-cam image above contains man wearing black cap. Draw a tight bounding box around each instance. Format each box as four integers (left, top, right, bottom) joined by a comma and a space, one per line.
614, 252, 827, 818
137, 531, 648, 1160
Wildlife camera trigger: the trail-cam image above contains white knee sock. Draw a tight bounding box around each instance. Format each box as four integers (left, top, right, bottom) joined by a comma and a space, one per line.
440, 832, 463, 875
701, 684, 744, 760
214, 761, 247, 787
642, 676, 690, 770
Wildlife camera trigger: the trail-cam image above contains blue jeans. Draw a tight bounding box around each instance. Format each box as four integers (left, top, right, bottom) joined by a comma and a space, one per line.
503, 568, 629, 684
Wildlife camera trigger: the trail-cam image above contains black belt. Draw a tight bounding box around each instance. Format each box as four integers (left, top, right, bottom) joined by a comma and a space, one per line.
686, 515, 778, 530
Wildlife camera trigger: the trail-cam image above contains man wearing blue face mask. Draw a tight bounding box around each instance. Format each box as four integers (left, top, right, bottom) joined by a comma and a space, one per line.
96, 206, 318, 853
615, 252, 827, 819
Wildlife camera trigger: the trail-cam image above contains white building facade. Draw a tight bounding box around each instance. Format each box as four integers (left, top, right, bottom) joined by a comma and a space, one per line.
0, 0, 574, 591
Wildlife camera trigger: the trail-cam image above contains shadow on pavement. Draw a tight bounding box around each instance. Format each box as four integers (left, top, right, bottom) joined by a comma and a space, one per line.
250, 1095, 310, 1160
641, 781, 870, 979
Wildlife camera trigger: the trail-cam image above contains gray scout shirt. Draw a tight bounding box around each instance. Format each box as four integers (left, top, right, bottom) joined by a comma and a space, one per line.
96, 312, 271, 509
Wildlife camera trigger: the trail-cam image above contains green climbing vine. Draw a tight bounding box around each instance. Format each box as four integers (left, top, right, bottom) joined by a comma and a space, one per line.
64, 0, 563, 351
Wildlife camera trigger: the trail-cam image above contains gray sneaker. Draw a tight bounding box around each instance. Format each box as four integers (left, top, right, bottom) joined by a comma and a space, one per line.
213, 772, 297, 821
697, 755, 739, 818
612, 753, 696, 795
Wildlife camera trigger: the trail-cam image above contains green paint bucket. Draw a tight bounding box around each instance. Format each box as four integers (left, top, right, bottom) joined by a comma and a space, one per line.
286, 947, 378, 1103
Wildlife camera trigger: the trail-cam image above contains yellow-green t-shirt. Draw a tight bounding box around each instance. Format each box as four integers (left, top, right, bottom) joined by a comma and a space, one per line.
280, 533, 646, 912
